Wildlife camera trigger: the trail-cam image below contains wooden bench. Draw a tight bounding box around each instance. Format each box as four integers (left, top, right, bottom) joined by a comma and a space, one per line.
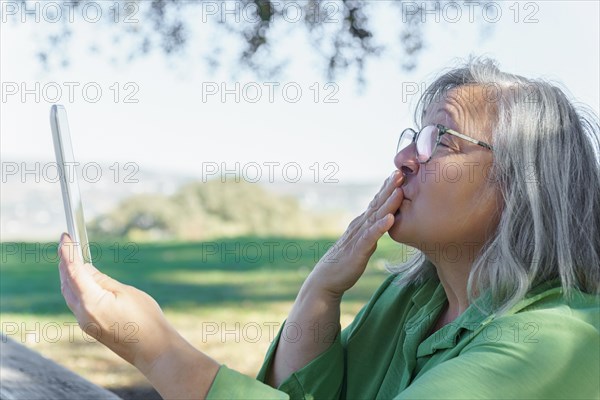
0, 333, 122, 400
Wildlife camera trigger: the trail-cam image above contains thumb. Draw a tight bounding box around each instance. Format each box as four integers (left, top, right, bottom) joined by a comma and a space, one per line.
83, 262, 125, 293
59, 233, 104, 302
59, 232, 83, 265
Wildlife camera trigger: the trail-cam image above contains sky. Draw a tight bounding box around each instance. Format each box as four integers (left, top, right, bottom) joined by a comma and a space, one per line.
1, 0, 599, 185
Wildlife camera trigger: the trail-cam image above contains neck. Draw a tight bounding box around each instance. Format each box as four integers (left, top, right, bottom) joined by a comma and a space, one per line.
424, 251, 476, 322
436, 265, 470, 320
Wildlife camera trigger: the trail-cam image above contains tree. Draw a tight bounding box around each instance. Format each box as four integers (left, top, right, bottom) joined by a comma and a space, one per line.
89, 179, 344, 241
8, 0, 492, 82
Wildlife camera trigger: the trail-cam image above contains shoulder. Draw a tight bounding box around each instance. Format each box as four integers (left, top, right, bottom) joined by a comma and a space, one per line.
497, 285, 598, 336
464, 287, 599, 367
440, 289, 600, 399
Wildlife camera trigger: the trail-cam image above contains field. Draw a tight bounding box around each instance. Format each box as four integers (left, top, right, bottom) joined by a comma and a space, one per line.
0, 236, 407, 398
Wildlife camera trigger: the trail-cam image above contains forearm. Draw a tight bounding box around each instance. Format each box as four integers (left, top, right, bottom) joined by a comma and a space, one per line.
138, 329, 220, 400
265, 274, 342, 388
264, 172, 403, 388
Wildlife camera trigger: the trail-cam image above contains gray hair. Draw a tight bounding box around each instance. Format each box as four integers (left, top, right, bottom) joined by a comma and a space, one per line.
389, 56, 600, 316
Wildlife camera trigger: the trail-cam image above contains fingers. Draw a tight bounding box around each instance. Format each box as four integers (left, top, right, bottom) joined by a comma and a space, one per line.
358, 214, 395, 253
58, 233, 81, 311
368, 171, 404, 214
363, 214, 395, 242
346, 171, 403, 239
320, 171, 405, 270
374, 186, 404, 221
58, 259, 78, 311
58, 233, 105, 307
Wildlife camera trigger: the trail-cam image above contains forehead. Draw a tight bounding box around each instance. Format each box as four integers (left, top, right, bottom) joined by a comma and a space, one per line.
422, 85, 495, 143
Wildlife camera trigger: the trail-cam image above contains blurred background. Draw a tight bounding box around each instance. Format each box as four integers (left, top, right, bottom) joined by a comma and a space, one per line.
1, 1, 598, 398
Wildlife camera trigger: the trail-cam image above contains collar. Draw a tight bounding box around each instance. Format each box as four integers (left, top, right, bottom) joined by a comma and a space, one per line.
416, 277, 565, 358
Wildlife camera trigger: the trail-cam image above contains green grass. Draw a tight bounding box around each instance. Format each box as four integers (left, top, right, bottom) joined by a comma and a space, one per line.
0, 235, 407, 390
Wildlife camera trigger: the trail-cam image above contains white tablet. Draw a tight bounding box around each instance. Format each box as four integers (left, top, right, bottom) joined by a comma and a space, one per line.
50, 105, 92, 264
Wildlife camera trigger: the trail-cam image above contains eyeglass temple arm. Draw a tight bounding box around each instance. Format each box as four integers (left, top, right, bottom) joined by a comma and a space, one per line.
440, 125, 493, 151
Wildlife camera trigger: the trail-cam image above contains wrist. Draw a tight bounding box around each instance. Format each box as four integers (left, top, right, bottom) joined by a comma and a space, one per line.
141, 329, 220, 399
302, 273, 345, 302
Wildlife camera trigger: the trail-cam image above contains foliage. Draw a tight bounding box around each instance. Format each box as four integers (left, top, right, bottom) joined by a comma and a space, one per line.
11, 0, 491, 81
89, 179, 344, 241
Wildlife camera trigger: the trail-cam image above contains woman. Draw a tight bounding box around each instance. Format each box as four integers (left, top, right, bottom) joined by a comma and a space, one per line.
58, 57, 600, 399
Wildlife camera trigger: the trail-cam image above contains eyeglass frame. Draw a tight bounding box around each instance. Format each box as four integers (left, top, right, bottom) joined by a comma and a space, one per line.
397, 123, 493, 164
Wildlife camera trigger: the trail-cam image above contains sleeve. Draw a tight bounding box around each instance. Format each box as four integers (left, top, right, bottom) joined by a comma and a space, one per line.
205, 320, 344, 400
253, 319, 345, 400
206, 365, 289, 400
206, 274, 399, 400
394, 311, 600, 400
252, 273, 400, 399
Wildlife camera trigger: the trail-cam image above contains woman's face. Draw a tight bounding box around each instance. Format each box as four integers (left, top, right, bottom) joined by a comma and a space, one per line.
388, 86, 503, 257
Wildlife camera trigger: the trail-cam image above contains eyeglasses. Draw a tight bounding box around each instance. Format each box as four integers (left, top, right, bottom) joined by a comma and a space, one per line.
396, 124, 493, 164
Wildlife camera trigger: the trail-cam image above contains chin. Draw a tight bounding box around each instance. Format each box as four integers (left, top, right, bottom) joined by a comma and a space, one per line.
387, 216, 406, 243
387, 211, 420, 245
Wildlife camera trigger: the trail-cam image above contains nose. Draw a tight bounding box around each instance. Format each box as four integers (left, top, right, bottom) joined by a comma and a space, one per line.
394, 144, 419, 178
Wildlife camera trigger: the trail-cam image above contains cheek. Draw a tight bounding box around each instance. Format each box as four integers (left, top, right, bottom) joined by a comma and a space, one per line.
389, 159, 497, 244
431, 169, 499, 239
410, 165, 487, 233
418, 178, 464, 226
389, 176, 455, 241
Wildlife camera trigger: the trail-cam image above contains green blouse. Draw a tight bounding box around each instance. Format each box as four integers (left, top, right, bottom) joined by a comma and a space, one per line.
206, 273, 600, 399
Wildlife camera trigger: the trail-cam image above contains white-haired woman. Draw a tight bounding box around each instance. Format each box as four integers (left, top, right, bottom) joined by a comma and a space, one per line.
58, 57, 600, 399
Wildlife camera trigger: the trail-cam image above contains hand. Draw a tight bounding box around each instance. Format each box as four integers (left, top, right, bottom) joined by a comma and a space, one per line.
57, 233, 177, 372
308, 170, 405, 297
58, 233, 220, 399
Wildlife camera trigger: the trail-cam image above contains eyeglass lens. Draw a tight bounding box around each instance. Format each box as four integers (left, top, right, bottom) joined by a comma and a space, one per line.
397, 125, 439, 162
